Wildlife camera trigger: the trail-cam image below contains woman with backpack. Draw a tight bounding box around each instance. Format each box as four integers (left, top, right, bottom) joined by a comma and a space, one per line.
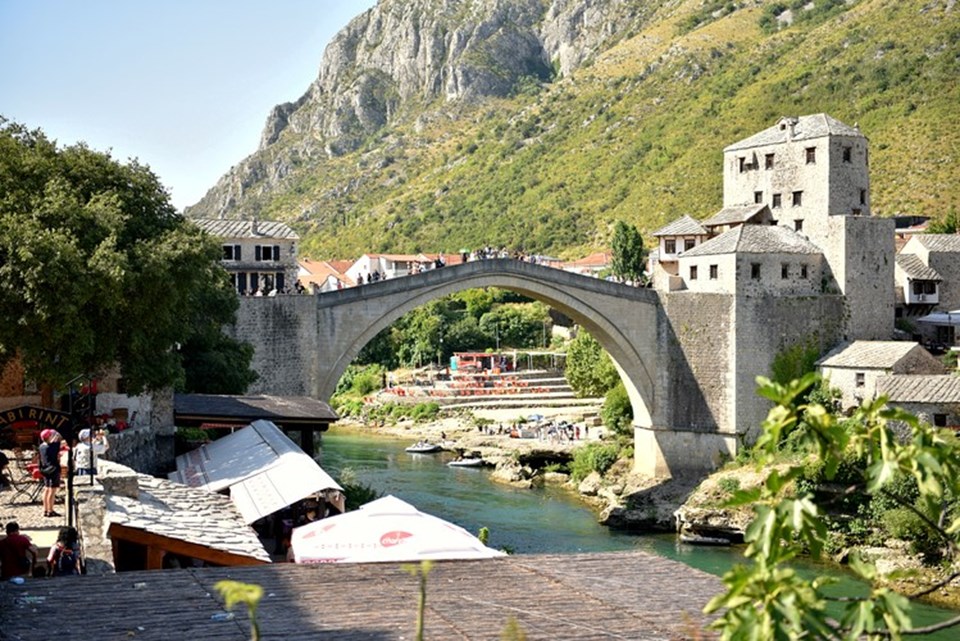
47, 526, 81, 576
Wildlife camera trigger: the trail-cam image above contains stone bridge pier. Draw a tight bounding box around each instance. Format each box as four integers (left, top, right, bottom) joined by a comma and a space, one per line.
229, 259, 754, 477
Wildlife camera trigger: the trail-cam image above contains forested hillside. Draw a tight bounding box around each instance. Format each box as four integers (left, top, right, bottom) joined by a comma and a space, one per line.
188, 0, 960, 260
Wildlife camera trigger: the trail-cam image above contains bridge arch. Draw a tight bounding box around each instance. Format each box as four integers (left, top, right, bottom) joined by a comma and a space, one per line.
310, 259, 660, 430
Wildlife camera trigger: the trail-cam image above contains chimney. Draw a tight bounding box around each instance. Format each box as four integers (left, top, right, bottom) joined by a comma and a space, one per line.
779, 117, 798, 141
251, 219, 259, 235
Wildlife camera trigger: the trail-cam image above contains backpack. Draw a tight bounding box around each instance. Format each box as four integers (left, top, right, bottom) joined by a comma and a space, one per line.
55, 544, 79, 575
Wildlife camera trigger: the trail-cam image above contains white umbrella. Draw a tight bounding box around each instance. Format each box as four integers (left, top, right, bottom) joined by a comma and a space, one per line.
290, 495, 506, 564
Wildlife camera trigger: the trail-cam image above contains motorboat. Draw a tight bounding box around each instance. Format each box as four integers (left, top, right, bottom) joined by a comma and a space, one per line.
405, 441, 443, 454
447, 457, 485, 468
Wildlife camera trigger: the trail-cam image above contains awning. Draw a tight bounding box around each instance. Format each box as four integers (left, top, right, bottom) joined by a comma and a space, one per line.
290, 495, 506, 564
169, 419, 342, 524
916, 311, 960, 326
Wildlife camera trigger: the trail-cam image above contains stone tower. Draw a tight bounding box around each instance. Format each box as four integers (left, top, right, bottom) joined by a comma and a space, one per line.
722, 114, 893, 340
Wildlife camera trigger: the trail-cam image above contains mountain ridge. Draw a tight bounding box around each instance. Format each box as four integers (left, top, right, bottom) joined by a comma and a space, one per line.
187, 0, 960, 260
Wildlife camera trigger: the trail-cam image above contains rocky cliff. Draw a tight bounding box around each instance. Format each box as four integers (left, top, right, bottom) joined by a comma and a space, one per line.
187, 0, 960, 260
188, 0, 658, 219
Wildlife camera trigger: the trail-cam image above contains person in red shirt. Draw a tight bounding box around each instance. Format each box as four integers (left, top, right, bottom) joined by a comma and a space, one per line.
0, 522, 38, 579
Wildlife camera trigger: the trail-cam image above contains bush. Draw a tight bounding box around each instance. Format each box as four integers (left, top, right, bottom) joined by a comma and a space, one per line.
570, 443, 621, 482
601, 381, 633, 436
409, 402, 440, 423
338, 467, 381, 511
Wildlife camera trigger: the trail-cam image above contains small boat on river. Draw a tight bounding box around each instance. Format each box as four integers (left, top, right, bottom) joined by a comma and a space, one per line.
447, 457, 485, 468
679, 533, 732, 546
405, 441, 443, 454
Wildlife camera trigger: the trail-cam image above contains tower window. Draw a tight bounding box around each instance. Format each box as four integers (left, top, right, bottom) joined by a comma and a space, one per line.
855, 372, 865, 387
800, 264, 808, 278
860, 189, 867, 205
709, 264, 718, 280
690, 265, 698, 280
739, 157, 747, 173
751, 263, 761, 280
794, 219, 803, 232
765, 153, 775, 169
754, 191, 763, 204
843, 146, 852, 163
805, 147, 816, 164
781, 263, 789, 279
772, 193, 782, 208
792, 191, 803, 207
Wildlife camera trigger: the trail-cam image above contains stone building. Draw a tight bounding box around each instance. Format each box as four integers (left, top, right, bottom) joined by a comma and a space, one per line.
817, 341, 946, 411
677, 224, 823, 296
650, 215, 709, 290
194, 219, 299, 295
897, 235, 960, 347
875, 375, 960, 430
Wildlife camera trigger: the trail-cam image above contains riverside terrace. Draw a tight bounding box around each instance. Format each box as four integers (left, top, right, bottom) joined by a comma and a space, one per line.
0, 550, 721, 640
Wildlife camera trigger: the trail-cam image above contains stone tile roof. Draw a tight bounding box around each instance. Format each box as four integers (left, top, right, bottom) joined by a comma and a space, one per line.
298, 259, 354, 287
681, 224, 821, 258
193, 219, 299, 240
0, 550, 721, 640
895, 254, 942, 281
877, 375, 960, 404
652, 215, 707, 237
724, 113, 864, 152
701, 204, 770, 229
106, 472, 271, 563
174, 394, 338, 422
818, 341, 921, 369
911, 234, 960, 253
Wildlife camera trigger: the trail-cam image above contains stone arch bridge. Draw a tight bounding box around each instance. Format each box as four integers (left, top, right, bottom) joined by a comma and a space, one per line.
229, 259, 843, 476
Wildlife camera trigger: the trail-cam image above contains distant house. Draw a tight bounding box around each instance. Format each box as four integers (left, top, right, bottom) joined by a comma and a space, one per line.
676, 224, 823, 295
346, 253, 420, 282
194, 219, 299, 294
817, 341, 946, 410
876, 374, 960, 430
650, 216, 709, 290
559, 251, 612, 277
898, 235, 960, 347
298, 259, 354, 293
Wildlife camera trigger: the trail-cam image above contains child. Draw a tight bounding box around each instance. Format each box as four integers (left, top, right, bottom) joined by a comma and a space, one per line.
47, 526, 81, 576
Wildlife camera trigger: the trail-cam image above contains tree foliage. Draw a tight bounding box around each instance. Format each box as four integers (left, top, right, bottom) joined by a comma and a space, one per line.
706, 374, 960, 640
565, 330, 619, 397
0, 119, 253, 392
610, 220, 646, 283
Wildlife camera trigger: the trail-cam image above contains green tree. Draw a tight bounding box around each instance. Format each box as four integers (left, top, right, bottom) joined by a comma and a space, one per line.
706, 374, 960, 640
0, 119, 252, 392
926, 206, 960, 234
565, 330, 620, 397
611, 220, 646, 284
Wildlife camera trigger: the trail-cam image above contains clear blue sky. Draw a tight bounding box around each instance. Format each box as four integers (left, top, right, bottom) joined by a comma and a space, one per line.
0, 0, 376, 210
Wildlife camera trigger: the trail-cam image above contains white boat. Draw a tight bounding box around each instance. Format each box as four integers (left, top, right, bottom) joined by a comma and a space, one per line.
447, 458, 484, 468
405, 442, 443, 453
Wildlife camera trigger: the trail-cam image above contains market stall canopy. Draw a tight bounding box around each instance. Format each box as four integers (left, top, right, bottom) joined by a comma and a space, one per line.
290, 495, 506, 564
916, 310, 960, 326
169, 419, 342, 524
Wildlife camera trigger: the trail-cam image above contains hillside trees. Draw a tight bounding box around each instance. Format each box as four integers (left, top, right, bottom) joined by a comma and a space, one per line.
565, 331, 619, 397
0, 119, 254, 393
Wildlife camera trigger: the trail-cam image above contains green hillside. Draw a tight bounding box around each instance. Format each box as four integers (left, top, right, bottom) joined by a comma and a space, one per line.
224, 0, 960, 260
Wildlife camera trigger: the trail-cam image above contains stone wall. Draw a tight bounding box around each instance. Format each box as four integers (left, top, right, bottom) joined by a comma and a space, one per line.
734, 294, 847, 441
228, 295, 320, 396
656, 292, 734, 432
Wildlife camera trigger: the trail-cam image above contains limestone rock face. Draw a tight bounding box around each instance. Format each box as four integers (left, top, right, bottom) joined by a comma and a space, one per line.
188, 0, 646, 219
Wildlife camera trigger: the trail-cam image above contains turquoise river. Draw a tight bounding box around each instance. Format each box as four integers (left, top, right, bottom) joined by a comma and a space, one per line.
319, 429, 958, 637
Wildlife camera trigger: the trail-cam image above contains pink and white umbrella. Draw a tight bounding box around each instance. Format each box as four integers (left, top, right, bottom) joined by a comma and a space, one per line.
290, 495, 506, 564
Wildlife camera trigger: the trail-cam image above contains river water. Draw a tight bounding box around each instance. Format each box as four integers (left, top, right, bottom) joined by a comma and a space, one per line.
319, 429, 958, 636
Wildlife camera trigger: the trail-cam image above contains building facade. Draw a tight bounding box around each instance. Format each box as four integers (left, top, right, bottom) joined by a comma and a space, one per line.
194, 219, 299, 295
